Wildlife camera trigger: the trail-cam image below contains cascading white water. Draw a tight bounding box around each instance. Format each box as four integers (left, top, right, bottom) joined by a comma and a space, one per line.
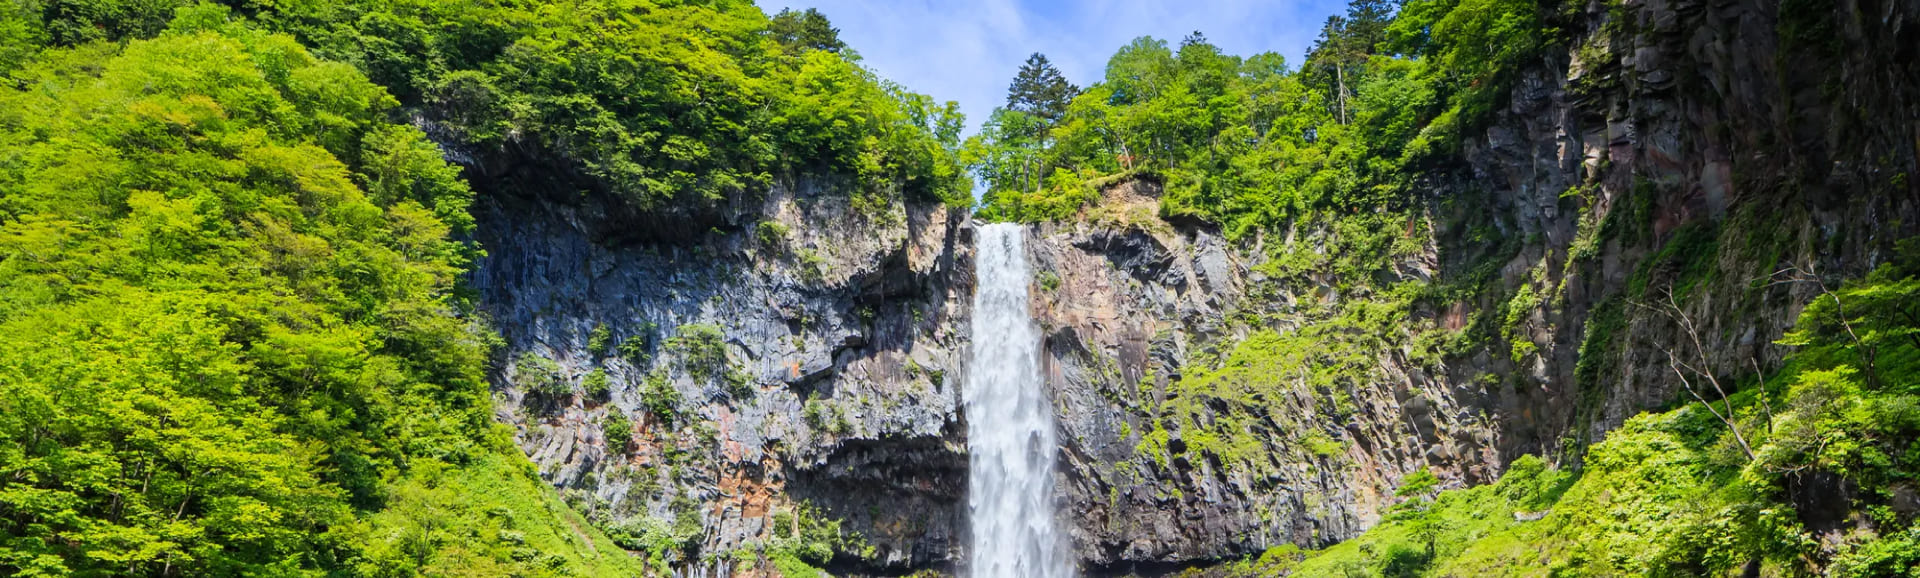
964, 223, 1073, 578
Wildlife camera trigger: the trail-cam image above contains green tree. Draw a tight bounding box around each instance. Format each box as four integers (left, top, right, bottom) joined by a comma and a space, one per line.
1006, 52, 1077, 127
0, 11, 641, 575
770, 8, 847, 54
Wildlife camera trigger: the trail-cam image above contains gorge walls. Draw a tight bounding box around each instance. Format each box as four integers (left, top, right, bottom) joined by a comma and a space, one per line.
460, 0, 1920, 574
1018, 0, 1920, 571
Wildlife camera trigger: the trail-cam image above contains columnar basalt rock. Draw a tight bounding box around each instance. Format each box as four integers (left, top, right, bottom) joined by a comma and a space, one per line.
469, 181, 976, 573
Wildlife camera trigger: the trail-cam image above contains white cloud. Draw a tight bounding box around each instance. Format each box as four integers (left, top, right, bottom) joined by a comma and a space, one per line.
758, 0, 1345, 134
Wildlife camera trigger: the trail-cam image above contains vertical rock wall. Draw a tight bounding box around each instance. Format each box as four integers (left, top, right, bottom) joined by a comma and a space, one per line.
469, 182, 976, 573
461, 0, 1920, 574
1022, 0, 1920, 571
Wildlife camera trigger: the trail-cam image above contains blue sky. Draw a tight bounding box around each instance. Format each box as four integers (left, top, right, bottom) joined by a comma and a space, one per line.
756, 0, 1349, 135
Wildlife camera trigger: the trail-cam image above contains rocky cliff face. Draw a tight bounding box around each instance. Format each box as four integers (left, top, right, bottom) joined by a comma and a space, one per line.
1023, 186, 1398, 569
461, 0, 1920, 574
1025, 0, 1920, 572
468, 182, 976, 573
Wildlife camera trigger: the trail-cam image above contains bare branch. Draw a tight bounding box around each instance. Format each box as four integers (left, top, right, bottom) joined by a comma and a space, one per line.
1637, 290, 1756, 460
1668, 356, 1754, 459
1774, 262, 1878, 387
1749, 357, 1775, 435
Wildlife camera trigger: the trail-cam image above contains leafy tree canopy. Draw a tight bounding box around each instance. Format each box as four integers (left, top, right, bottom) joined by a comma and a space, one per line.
968, 0, 1541, 231
4, 0, 971, 211
770, 8, 847, 55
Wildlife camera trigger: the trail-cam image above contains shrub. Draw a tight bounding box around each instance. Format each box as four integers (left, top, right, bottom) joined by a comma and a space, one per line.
620, 333, 653, 367
516, 352, 569, 395
757, 221, 790, 248
587, 324, 613, 356
582, 368, 611, 398
640, 371, 682, 425
668, 324, 730, 381
601, 411, 633, 453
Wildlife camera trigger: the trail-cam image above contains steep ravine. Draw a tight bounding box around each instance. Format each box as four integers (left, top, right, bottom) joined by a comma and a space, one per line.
463, 0, 1920, 575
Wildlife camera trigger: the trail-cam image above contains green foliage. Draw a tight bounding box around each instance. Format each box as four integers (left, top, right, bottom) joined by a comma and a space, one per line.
1574, 298, 1625, 385
1829, 526, 1920, 577
515, 352, 569, 396
971, 0, 1541, 229
756, 220, 790, 249
1148, 291, 1418, 477
639, 370, 682, 426
582, 368, 611, 398
802, 399, 850, 434
1627, 222, 1721, 301
764, 501, 873, 570
602, 512, 698, 569
619, 330, 654, 368
1005, 52, 1077, 125
1037, 270, 1062, 292
667, 323, 752, 398
586, 323, 612, 357
669, 324, 729, 378
1395, 467, 1440, 499
1279, 453, 1574, 577
354, 453, 644, 577
0, 18, 635, 576
768, 551, 827, 577
600, 411, 632, 453
768, 8, 845, 55
797, 248, 828, 283
13, 0, 972, 211
1284, 250, 1920, 576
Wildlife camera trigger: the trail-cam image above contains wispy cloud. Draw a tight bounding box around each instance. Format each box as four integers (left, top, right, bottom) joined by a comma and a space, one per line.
757, 0, 1346, 134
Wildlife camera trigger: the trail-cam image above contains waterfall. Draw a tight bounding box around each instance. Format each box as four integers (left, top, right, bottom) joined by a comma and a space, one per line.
965, 223, 1073, 578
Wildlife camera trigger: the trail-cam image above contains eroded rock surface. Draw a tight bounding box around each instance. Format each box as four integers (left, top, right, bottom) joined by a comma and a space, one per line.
470, 183, 974, 573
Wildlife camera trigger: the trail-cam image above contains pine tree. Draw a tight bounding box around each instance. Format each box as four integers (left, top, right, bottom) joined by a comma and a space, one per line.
1006, 52, 1077, 126
1181, 30, 1210, 48
770, 8, 846, 54
1309, 0, 1398, 124
1343, 0, 1397, 52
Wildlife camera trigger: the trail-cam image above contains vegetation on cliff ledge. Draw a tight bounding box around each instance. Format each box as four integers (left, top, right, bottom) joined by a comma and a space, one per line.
968, 0, 1542, 230
0, 0, 973, 575
1234, 245, 1920, 577
977, 0, 1920, 575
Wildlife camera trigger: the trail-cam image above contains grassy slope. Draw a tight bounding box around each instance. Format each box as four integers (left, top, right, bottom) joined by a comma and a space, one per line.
360, 445, 647, 577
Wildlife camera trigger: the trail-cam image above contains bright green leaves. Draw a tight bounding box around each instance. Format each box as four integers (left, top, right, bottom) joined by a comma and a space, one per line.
1271, 254, 1920, 576
971, 0, 1543, 230
0, 291, 349, 576
13, 0, 970, 212
358, 124, 475, 237
1394, 0, 1542, 85
35, 0, 184, 46
0, 18, 505, 575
